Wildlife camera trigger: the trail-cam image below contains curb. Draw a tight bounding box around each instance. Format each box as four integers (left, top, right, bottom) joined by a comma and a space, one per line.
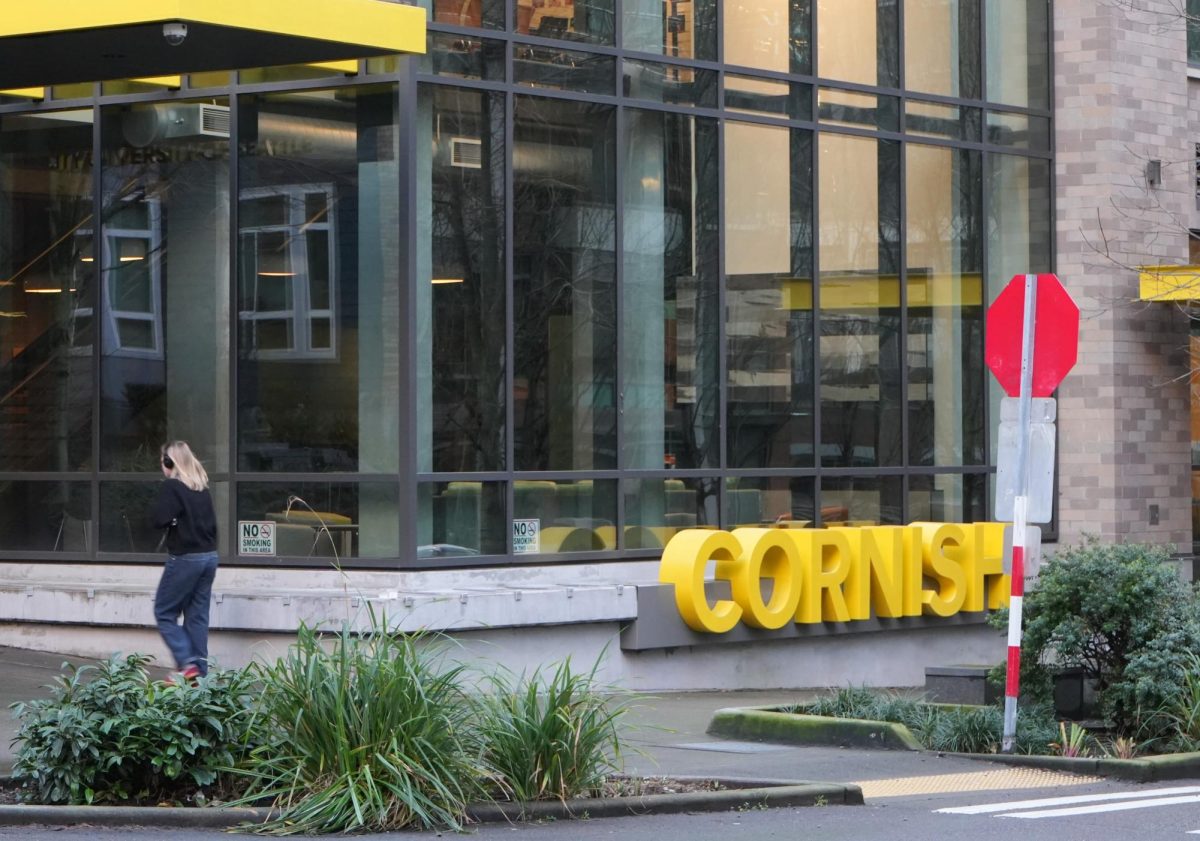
466, 778, 862, 822
955, 751, 1200, 782
707, 706, 923, 751
0, 776, 863, 829
0, 804, 273, 829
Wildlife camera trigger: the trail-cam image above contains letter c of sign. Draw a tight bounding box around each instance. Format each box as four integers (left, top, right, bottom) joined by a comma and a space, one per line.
658, 530, 744, 633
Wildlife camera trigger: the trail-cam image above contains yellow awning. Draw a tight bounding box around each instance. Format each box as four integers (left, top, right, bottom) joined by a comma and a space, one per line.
0, 0, 425, 89
1138, 265, 1200, 302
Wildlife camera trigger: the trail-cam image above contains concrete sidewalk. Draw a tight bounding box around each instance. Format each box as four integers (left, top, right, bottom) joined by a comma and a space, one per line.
1, 643, 1018, 790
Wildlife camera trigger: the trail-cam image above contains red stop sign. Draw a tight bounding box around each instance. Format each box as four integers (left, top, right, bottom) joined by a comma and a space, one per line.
986, 273, 1079, 397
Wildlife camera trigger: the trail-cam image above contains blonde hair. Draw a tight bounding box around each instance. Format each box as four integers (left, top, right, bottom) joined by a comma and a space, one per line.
162, 441, 209, 492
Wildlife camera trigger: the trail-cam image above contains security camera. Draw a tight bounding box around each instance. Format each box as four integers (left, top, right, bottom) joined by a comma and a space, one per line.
162, 22, 188, 46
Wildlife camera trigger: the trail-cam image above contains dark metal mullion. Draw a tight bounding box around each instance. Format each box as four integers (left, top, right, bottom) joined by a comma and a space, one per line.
227, 92, 241, 558
898, 137, 910, 523
811, 112, 823, 522
614, 103, 627, 549
503, 81, 516, 559
716, 117, 728, 527
397, 62, 420, 567
896, 0, 909, 524
89, 101, 103, 560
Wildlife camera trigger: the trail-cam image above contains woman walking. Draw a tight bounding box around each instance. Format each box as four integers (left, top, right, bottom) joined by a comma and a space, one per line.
150, 441, 218, 682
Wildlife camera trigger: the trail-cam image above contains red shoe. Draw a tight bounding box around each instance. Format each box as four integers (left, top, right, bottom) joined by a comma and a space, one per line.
165, 664, 201, 686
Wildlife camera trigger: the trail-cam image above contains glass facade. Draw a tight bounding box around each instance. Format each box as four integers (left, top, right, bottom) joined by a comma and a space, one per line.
0, 0, 1051, 566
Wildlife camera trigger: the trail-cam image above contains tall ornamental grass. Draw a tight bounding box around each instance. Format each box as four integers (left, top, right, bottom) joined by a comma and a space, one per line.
475, 658, 632, 803
233, 618, 484, 835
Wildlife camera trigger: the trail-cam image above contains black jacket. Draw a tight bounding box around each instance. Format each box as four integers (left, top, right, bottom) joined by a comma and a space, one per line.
150, 478, 218, 556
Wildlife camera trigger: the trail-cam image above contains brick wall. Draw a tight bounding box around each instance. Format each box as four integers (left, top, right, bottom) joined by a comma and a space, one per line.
1053, 0, 1193, 548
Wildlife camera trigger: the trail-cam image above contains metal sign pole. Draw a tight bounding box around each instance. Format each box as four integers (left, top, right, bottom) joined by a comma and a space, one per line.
1001, 273, 1037, 754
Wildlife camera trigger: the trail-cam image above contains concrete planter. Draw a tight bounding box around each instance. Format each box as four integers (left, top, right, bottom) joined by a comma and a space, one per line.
0, 775, 862, 829
707, 706, 923, 751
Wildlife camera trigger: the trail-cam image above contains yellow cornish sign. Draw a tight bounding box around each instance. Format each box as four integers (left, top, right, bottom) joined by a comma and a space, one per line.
658, 523, 1010, 634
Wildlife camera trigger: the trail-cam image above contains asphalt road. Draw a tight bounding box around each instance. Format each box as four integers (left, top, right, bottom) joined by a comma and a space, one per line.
4, 779, 1200, 841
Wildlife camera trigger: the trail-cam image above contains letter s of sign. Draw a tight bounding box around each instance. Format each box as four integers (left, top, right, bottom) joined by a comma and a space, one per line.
658, 530, 744, 633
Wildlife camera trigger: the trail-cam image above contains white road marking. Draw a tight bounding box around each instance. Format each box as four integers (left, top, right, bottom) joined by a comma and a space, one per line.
999, 793, 1200, 819
935, 785, 1200, 815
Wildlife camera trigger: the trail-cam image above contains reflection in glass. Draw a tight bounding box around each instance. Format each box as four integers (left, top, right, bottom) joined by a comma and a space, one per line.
420, 33, 507, 80
101, 481, 231, 556
0, 481, 90, 552
624, 0, 716, 60
0, 110, 95, 472
427, 0, 505, 29
908, 473, 986, 523
725, 123, 814, 468
905, 100, 980, 141
515, 0, 614, 45
417, 87, 507, 473
623, 111, 719, 469
724, 75, 811, 120
817, 88, 899, 132
986, 111, 1050, 150
723, 0, 811, 73
238, 86, 400, 474
512, 479, 616, 551
904, 0, 980, 98
722, 476, 815, 528
818, 134, 902, 468
514, 45, 616, 94
99, 101, 231, 472
906, 144, 984, 467
417, 481, 505, 556
513, 97, 617, 471
237, 482, 400, 559
985, 154, 1050, 465
820, 475, 902, 525
985, 0, 1049, 109
622, 60, 718, 108
1191, 0, 1200, 68
624, 477, 717, 548
816, 0, 898, 87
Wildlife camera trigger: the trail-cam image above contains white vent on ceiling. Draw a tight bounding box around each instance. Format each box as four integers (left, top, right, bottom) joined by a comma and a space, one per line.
450, 136, 482, 169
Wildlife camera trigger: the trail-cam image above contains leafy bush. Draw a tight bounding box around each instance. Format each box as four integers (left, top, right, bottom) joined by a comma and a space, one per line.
232, 617, 484, 835
797, 688, 1059, 754
474, 658, 632, 803
993, 539, 1200, 735
1151, 651, 1200, 751
10, 653, 258, 805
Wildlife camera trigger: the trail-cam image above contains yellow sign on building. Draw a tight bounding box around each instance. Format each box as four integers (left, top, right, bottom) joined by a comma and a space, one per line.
658, 523, 1010, 634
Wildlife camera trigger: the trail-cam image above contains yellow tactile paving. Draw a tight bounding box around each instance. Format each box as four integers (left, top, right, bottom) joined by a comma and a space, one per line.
855, 767, 1104, 799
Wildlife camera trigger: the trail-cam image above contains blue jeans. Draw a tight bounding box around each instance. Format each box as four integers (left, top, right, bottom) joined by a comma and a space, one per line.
154, 551, 219, 676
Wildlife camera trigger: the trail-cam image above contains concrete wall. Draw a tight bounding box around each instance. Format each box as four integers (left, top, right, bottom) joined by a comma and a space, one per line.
1054, 0, 1194, 548
0, 560, 1005, 691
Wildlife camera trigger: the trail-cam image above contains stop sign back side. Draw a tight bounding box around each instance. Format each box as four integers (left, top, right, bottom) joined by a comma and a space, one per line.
985, 273, 1079, 397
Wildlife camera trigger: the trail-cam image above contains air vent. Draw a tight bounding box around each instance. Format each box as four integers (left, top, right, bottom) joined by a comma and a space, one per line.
450, 136, 482, 169
200, 104, 231, 136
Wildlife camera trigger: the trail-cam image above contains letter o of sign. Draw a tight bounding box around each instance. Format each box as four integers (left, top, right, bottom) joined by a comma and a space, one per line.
731, 529, 801, 629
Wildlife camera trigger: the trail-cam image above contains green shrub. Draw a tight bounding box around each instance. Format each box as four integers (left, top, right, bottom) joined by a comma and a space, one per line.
1151, 651, 1200, 751
232, 617, 484, 835
10, 653, 257, 805
474, 658, 632, 803
992, 538, 1200, 736
797, 688, 1059, 754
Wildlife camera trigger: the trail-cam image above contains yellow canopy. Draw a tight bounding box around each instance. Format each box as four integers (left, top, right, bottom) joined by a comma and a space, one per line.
0, 0, 425, 89
1138, 265, 1200, 302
